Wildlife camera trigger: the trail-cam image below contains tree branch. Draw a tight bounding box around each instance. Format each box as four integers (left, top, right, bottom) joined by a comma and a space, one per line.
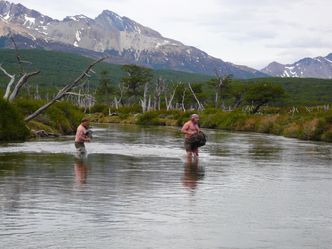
65, 92, 94, 98
24, 57, 107, 122
0, 64, 16, 100
8, 71, 40, 101
10, 36, 25, 74
188, 82, 204, 110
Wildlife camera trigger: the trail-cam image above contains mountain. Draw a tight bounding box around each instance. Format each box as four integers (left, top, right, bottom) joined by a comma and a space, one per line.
0, 0, 266, 79
0, 49, 212, 89
262, 54, 332, 79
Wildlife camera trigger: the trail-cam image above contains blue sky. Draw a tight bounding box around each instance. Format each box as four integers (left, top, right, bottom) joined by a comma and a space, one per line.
12, 0, 332, 69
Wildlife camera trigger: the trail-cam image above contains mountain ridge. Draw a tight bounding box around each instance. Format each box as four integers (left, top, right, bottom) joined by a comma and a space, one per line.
0, 0, 267, 78
262, 54, 332, 79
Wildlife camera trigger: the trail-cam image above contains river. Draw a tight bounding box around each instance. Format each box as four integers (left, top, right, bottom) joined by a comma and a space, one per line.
0, 124, 331, 249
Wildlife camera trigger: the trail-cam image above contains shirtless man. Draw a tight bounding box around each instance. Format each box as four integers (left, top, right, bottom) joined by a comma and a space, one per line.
181, 114, 200, 158
75, 118, 91, 155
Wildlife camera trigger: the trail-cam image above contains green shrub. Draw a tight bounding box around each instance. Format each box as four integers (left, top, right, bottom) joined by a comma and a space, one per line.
0, 99, 30, 141
90, 104, 109, 115
217, 111, 247, 130
136, 111, 160, 125
14, 99, 83, 135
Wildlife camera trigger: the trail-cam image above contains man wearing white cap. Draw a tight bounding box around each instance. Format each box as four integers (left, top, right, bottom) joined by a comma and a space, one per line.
181, 114, 201, 158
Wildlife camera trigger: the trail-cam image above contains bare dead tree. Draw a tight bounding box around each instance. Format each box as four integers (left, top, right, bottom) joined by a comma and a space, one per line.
1, 38, 40, 101
65, 91, 95, 112
113, 82, 127, 109
0, 64, 16, 99
140, 82, 149, 112
25, 57, 107, 122
153, 77, 165, 110
214, 68, 232, 110
34, 85, 41, 100
188, 82, 204, 111
11, 36, 25, 75
147, 95, 152, 111
8, 70, 40, 101
1, 65, 40, 101
164, 82, 178, 111
181, 88, 187, 112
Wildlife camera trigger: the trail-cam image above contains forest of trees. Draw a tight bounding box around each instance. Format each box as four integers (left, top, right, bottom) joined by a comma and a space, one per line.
95, 64, 286, 114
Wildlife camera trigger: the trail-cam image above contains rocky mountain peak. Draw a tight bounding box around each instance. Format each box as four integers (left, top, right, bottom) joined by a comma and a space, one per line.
95, 10, 127, 31
63, 15, 92, 22
262, 55, 332, 79
0, 0, 268, 78
269, 61, 283, 66
326, 53, 332, 61
0, 0, 53, 31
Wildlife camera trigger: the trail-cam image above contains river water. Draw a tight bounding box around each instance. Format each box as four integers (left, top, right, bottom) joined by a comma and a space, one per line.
0, 124, 331, 249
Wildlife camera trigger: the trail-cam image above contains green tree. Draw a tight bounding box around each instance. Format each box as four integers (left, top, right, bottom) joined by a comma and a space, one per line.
207, 74, 232, 109
96, 70, 114, 105
121, 64, 153, 101
245, 83, 285, 113
228, 81, 247, 109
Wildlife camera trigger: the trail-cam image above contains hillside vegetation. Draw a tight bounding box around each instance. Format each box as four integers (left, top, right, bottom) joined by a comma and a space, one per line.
0, 49, 210, 90
0, 49, 331, 105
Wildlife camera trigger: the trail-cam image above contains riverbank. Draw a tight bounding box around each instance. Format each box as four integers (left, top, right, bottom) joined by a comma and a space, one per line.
88, 109, 332, 143
0, 99, 83, 141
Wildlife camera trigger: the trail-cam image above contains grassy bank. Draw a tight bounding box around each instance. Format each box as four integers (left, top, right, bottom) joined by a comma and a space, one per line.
0, 99, 84, 141
88, 108, 332, 142
0, 98, 30, 141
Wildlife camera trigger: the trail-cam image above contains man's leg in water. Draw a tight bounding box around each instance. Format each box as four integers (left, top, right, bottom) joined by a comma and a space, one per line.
193, 147, 199, 157
186, 150, 193, 159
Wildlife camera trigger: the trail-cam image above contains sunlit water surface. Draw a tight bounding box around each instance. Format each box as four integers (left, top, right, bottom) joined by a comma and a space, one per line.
0, 124, 331, 249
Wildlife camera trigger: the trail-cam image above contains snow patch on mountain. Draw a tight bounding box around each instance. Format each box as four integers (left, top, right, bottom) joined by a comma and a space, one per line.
262, 54, 332, 79
3, 11, 10, 20
75, 30, 81, 42
23, 14, 35, 26
155, 40, 170, 48
324, 57, 332, 64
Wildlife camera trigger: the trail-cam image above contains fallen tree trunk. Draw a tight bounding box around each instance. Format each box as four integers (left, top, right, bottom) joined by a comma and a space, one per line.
25, 57, 107, 122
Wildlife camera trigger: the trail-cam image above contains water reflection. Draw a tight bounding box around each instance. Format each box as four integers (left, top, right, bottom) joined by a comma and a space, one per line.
74, 159, 88, 185
248, 142, 282, 160
182, 158, 205, 190
1, 125, 332, 249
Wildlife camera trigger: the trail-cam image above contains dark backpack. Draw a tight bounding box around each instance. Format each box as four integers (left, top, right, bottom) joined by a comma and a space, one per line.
188, 131, 207, 148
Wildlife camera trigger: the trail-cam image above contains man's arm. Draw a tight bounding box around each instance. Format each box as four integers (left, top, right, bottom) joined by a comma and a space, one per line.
181, 123, 189, 134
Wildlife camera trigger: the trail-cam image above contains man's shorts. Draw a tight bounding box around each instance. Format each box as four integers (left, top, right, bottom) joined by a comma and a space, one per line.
75, 142, 86, 154
184, 139, 197, 152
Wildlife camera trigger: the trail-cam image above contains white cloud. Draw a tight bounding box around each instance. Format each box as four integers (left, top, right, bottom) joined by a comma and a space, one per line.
9, 0, 332, 69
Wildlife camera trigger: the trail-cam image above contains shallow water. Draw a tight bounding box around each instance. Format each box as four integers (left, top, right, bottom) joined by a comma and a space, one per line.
0, 124, 331, 249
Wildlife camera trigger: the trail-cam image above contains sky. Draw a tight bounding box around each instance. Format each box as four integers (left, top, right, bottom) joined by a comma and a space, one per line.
10, 0, 332, 69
